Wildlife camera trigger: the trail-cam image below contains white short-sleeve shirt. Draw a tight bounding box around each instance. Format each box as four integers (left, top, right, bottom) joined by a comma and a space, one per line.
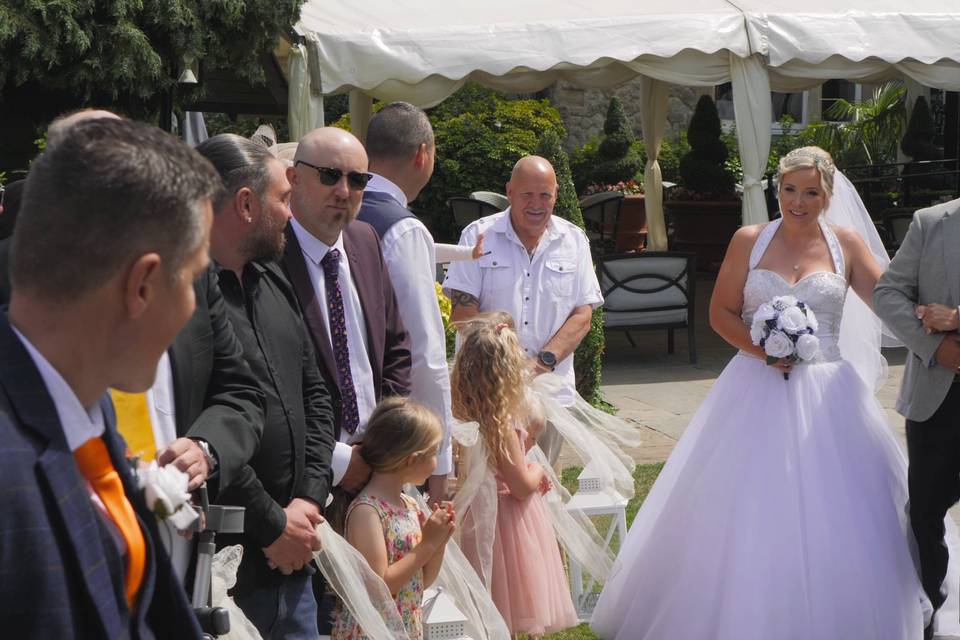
443, 209, 603, 406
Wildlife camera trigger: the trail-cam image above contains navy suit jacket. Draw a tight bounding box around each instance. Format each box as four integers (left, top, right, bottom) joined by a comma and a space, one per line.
281, 220, 412, 439
0, 314, 203, 639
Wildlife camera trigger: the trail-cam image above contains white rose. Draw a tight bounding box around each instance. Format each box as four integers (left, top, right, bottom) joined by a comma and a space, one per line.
140, 461, 197, 528
753, 302, 777, 324
778, 306, 808, 333
804, 307, 819, 332
764, 330, 795, 358
796, 333, 821, 361
749, 321, 766, 346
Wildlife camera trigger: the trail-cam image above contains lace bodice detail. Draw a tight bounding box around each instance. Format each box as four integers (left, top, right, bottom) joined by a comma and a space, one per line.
741, 219, 848, 363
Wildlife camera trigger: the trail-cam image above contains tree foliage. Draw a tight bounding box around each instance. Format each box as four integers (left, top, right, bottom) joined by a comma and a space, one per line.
0, 0, 303, 116
536, 129, 605, 405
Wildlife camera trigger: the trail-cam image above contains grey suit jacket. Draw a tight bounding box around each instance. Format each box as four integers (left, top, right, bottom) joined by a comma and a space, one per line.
873, 198, 960, 422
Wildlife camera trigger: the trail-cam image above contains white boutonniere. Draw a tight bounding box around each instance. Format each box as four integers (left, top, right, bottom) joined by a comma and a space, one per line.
137, 460, 199, 529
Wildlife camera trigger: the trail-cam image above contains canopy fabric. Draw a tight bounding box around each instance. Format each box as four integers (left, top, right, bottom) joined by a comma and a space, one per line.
294, 0, 960, 248
297, 0, 750, 98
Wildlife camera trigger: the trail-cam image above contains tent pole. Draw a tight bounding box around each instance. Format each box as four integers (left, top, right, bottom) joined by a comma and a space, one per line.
349, 90, 373, 144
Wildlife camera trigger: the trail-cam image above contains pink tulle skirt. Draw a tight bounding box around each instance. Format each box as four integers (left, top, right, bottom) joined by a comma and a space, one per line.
490, 488, 579, 636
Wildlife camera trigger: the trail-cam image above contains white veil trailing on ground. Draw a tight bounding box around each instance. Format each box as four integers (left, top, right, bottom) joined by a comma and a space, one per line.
823, 170, 901, 392
452, 375, 643, 602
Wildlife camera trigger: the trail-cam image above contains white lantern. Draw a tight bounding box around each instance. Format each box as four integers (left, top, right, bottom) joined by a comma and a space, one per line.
564, 460, 629, 619
423, 587, 473, 640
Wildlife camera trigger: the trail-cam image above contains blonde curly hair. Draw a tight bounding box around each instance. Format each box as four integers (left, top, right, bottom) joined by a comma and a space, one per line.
451, 312, 529, 467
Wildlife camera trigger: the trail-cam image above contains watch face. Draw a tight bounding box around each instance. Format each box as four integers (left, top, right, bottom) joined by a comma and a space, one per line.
539, 351, 557, 366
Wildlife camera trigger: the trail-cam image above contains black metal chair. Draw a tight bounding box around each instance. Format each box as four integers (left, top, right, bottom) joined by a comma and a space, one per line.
579, 191, 624, 257
447, 197, 500, 234
883, 209, 914, 254
598, 251, 697, 363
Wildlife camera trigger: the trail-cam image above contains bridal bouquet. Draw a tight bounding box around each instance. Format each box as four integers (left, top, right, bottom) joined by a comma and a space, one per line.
750, 295, 820, 380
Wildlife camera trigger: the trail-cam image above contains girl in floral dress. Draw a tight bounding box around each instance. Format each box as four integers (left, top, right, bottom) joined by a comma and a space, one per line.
332, 398, 456, 640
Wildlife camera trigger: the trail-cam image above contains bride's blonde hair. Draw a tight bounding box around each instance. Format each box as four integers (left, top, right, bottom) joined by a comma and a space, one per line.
451, 312, 528, 467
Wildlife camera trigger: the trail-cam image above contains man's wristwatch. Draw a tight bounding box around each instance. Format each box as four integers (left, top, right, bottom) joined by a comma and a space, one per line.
537, 350, 557, 372
193, 438, 218, 474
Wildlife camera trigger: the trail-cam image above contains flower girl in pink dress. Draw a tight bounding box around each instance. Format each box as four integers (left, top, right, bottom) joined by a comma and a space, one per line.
332, 398, 456, 640
451, 313, 579, 638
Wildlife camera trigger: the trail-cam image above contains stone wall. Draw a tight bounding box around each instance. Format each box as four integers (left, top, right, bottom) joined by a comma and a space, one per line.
545, 79, 703, 150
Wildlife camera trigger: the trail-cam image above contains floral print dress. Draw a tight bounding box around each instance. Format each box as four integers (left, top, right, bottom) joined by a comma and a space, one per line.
332, 492, 425, 640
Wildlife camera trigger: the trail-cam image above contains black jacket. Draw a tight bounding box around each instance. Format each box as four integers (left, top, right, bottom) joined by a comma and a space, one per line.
213, 260, 336, 593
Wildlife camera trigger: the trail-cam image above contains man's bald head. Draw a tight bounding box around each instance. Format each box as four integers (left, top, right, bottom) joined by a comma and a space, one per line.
288, 127, 370, 245
294, 127, 368, 167
510, 155, 557, 183
47, 109, 122, 149
506, 155, 559, 251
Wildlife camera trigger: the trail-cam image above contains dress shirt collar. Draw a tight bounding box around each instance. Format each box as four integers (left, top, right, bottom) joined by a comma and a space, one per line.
11, 325, 105, 451
365, 173, 408, 209
492, 207, 564, 247
291, 216, 346, 267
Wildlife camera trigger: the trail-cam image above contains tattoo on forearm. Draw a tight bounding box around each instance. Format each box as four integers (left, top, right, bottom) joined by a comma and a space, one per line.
448, 289, 480, 312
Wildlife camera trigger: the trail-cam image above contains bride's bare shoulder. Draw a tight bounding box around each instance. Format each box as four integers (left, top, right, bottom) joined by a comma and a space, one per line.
729, 223, 767, 249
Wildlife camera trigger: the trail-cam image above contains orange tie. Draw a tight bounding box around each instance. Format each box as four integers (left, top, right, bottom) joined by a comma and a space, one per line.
73, 437, 147, 608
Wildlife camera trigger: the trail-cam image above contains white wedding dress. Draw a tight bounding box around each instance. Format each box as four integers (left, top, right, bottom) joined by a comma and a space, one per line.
591, 218, 934, 640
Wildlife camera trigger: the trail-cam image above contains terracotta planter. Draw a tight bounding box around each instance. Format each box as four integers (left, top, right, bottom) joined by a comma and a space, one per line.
664, 199, 742, 271
616, 194, 647, 252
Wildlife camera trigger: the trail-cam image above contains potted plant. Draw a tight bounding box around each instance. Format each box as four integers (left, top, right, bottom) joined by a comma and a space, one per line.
575, 97, 647, 251
665, 95, 741, 271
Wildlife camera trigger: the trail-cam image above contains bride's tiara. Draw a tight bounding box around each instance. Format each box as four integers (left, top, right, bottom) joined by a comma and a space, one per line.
784, 148, 836, 175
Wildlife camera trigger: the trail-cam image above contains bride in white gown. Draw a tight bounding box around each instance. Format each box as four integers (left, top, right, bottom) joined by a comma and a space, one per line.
591, 147, 937, 640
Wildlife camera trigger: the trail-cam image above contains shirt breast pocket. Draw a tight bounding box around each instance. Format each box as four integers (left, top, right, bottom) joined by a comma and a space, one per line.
544, 258, 577, 297
479, 255, 515, 293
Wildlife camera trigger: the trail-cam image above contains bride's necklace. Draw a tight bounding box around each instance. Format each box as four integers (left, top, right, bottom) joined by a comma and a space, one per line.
792, 262, 801, 272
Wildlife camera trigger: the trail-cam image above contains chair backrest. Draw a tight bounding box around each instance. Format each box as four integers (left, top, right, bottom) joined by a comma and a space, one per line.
469, 191, 510, 210
598, 252, 696, 327
579, 191, 624, 240
883, 211, 913, 247
447, 197, 499, 230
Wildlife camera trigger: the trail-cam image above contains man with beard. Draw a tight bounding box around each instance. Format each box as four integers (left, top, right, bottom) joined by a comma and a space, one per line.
196, 134, 336, 639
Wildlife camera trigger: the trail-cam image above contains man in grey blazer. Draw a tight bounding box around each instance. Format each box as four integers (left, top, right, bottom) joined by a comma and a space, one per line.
874, 197, 960, 639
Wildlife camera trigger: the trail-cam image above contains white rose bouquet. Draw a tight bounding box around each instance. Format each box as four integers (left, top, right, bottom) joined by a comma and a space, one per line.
750, 295, 820, 380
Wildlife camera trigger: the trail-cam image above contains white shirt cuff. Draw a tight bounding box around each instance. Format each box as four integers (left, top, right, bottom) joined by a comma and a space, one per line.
433, 442, 453, 477
331, 441, 353, 487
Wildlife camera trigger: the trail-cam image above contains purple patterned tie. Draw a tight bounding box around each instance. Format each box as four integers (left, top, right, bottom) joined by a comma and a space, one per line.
321, 248, 360, 435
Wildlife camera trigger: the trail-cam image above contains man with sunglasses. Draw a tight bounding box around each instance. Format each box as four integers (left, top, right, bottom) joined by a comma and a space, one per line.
282, 127, 411, 498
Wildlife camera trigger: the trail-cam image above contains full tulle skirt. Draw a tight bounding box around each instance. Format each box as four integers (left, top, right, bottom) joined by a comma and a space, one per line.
491, 489, 579, 636
591, 354, 932, 640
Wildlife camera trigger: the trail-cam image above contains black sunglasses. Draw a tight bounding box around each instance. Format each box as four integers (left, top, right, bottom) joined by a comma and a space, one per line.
295, 160, 373, 191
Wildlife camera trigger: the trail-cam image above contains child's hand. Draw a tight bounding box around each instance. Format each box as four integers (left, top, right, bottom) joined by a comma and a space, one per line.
471, 233, 486, 260
421, 502, 456, 547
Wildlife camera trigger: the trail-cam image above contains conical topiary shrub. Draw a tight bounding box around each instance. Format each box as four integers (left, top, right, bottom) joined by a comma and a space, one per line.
677, 95, 736, 199
591, 97, 644, 187
536, 129, 605, 406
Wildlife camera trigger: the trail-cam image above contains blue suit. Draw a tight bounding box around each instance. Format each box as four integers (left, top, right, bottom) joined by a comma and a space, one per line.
0, 313, 202, 639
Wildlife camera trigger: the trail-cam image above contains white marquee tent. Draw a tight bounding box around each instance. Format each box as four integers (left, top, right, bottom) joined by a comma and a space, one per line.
290, 0, 960, 249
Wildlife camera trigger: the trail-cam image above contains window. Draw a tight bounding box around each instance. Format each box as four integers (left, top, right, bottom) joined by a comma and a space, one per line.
821, 80, 859, 121
715, 83, 808, 132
